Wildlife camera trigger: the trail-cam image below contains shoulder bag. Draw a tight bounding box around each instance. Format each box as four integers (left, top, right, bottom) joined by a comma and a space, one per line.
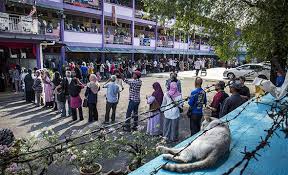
168, 94, 183, 113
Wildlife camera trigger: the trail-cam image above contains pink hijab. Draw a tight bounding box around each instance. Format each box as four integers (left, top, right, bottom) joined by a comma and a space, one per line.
168, 82, 181, 98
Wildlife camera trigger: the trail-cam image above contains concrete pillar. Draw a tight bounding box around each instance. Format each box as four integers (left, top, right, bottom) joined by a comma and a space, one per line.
60, 16, 65, 68
61, 46, 65, 65
36, 44, 43, 69
155, 23, 158, 50
101, 0, 105, 49
131, 0, 135, 46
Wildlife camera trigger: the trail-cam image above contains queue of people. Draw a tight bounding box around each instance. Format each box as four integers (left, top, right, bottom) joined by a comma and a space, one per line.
12, 60, 265, 145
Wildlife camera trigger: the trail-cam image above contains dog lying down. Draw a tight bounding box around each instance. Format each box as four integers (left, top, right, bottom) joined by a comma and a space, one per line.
157, 116, 231, 173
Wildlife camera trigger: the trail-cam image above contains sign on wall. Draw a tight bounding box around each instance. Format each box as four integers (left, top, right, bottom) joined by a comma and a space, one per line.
20, 16, 33, 33
0, 12, 9, 31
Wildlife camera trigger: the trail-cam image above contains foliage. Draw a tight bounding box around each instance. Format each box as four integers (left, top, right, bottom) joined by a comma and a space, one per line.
143, 0, 288, 80
115, 131, 161, 169
66, 137, 116, 171
0, 129, 60, 175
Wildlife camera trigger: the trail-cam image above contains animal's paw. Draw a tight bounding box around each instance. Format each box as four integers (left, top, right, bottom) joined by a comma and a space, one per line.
156, 145, 166, 153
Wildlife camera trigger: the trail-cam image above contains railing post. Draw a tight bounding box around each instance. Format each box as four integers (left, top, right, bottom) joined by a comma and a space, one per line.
131, 0, 135, 47
36, 44, 42, 69
60, 13, 65, 69
155, 23, 158, 50
101, 0, 105, 49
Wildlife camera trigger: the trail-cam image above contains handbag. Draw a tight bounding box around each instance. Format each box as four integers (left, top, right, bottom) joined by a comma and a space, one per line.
168, 94, 183, 113
83, 98, 88, 108
150, 99, 160, 111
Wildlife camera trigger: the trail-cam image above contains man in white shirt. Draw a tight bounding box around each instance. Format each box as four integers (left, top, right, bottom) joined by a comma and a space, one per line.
194, 58, 202, 76
153, 60, 158, 73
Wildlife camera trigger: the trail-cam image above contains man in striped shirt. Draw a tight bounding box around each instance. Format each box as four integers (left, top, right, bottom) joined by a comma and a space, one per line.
123, 70, 142, 132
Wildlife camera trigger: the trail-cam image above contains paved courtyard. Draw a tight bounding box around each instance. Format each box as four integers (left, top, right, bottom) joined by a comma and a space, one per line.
0, 70, 255, 140
0, 70, 256, 174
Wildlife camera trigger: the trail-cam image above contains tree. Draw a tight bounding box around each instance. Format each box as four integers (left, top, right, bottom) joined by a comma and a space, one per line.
143, 0, 288, 82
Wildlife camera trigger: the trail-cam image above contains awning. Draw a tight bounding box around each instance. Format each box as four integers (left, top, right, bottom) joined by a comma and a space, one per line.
105, 48, 135, 53
66, 46, 101, 52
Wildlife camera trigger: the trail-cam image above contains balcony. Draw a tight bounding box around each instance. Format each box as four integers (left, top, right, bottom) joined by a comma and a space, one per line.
0, 12, 59, 40
105, 34, 132, 45
104, 2, 133, 19
134, 37, 156, 48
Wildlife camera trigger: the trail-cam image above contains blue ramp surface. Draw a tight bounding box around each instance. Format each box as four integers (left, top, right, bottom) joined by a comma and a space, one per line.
130, 94, 288, 175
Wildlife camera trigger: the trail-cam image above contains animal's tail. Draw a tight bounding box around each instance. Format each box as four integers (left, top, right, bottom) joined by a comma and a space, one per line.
162, 153, 217, 173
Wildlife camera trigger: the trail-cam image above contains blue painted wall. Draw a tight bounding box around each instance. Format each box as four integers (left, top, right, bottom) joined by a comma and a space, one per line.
130, 94, 288, 175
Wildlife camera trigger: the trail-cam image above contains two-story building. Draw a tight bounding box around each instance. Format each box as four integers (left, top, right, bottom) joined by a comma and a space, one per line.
0, 0, 215, 70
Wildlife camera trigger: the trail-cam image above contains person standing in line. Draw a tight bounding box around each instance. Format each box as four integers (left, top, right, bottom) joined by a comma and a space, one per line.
68, 77, 84, 121
165, 72, 182, 93
194, 58, 202, 76
100, 62, 105, 79
52, 72, 62, 112
80, 62, 88, 84
161, 82, 183, 142
153, 59, 158, 73
43, 71, 54, 108
74, 63, 82, 81
21, 69, 28, 99
207, 81, 229, 118
238, 76, 251, 101
276, 70, 286, 87
88, 62, 94, 75
146, 82, 164, 136
12, 65, 21, 93
85, 74, 100, 122
56, 71, 72, 117
33, 70, 43, 107
123, 71, 142, 132
103, 75, 120, 124
220, 81, 246, 117
24, 69, 35, 103
188, 77, 207, 136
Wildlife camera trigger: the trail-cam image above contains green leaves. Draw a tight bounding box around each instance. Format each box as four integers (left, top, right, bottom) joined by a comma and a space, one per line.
143, 0, 288, 62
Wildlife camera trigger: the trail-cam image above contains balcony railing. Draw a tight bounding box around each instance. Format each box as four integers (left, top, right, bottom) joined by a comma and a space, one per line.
0, 12, 60, 37
105, 34, 132, 45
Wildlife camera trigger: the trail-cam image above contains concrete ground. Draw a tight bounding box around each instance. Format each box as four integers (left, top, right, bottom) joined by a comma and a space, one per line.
151, 67, 227, 81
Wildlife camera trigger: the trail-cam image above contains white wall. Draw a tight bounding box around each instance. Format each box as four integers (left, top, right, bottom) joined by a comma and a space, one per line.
150, 39, 156, 48
174, 42, 180, 49
104, 3, 133, 18
200, 45, 210, 51
64, 31, 102, 44
48, 0, 62, 2
133, 38, 140, 46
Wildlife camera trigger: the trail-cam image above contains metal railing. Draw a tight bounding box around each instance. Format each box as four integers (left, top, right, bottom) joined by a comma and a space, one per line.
0, 12, 59, 37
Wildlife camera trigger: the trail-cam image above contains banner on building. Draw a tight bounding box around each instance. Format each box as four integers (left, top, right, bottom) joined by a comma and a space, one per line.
112, 5, 118, 25
20, 16, 33, 33
0, 12, 9, 31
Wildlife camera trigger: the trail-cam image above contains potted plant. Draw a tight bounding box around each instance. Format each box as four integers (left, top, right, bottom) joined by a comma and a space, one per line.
115, 131, 161, 172
67, 137, 116, 175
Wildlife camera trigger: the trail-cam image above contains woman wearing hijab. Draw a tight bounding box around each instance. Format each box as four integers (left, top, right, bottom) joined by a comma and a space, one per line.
69, 77, 84, 121
146, 82, 164, 136
24, 69, 35, 102
85, 74, 100, 122
161, 82, 183, 142
43, 71, 54, 108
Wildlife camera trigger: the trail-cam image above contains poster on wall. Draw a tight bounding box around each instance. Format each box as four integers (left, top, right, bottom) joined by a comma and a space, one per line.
20, 16, 33, 33
0, 12, 9, 31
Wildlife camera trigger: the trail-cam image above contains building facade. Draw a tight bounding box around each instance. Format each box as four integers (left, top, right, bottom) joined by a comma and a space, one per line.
0, 0, 215, 70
